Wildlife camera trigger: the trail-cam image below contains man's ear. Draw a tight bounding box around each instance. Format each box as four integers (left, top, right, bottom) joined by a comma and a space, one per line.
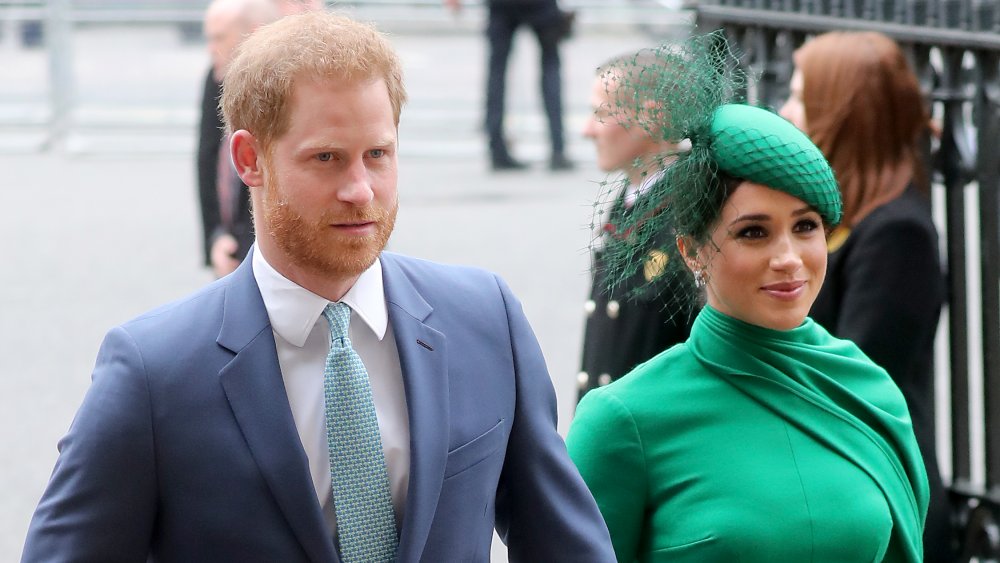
231, 129, 264, 188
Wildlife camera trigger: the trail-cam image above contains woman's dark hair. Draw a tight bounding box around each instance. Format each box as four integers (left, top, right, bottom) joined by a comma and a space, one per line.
686, 170, 744, 244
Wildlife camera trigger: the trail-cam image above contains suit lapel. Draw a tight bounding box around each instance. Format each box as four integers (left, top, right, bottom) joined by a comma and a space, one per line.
381, 254, 449, 562
217, 255, 339, 563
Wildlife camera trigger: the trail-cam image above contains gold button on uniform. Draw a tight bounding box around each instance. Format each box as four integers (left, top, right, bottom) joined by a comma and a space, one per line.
644, 249, 669, 282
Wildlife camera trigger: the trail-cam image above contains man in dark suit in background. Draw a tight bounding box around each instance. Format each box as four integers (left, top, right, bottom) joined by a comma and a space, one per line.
198, 0, 322, 278
196, 0, 279, 277
446, 0, 573, 171
23, 12, 613, 562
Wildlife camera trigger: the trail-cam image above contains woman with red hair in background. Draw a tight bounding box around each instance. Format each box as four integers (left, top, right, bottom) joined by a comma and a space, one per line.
781, 31, 953, 561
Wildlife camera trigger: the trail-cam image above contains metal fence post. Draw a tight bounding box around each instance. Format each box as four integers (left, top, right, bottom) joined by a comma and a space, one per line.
45, 0, 73, 152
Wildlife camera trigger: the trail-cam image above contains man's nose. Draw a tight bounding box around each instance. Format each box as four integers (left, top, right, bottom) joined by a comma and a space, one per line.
337, 159, 375, 205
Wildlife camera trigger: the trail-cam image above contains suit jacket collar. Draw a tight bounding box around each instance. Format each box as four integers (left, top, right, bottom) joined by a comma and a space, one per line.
380, 253, 450, 561
217, 252, 340, 563
216, 251, 452, 562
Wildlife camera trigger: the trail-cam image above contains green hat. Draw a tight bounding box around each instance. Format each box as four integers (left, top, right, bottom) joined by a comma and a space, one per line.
709, 104, 841, 225
593, 32, 841, 319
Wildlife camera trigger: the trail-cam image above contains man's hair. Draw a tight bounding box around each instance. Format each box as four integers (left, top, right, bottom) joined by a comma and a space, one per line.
221, 11, 407, 149
794, 31, 928, 226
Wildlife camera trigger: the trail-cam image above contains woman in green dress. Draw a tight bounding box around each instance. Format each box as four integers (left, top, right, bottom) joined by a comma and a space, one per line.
566, 46, 929, 562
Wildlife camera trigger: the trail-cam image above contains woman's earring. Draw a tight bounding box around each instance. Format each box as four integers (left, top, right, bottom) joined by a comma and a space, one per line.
693, 269, 706, 289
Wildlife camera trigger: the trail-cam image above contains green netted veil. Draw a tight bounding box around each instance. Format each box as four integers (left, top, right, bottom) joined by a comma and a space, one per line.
592, 31, 841, 318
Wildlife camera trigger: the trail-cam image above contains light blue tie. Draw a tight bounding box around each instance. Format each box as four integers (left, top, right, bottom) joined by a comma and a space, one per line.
322, 302, 398, 563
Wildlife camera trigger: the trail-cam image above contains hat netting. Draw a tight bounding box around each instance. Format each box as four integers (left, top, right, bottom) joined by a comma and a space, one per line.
591, 31, 841, 320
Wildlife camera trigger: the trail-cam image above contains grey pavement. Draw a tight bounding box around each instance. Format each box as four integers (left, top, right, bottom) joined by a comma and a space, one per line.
0, 7, 694, 561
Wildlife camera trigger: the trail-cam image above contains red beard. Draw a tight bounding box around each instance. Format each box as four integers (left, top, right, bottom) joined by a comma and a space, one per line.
259, 169, 397, 280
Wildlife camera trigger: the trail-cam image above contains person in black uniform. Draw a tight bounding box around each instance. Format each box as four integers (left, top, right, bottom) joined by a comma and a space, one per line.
780, 31, 955, 561
196, 65, 227, 269
577, 50, 694, 401
445, 0, 572, 171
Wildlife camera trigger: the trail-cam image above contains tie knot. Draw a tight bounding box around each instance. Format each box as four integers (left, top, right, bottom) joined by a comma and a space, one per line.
323, 302, 352, 345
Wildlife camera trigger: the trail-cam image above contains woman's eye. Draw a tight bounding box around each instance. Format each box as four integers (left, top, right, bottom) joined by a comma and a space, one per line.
316, 153, 333, 162
794, 218, 820, 233
736, 226, 767, 239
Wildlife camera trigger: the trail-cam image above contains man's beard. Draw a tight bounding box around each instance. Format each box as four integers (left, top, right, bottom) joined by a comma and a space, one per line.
259, 168, 397, 280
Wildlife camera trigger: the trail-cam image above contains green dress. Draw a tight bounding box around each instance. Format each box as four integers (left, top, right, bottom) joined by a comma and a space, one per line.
566, 305, 928, 563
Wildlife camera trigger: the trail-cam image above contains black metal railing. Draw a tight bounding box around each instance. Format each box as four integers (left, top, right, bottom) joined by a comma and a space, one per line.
694, 0, 1000, 559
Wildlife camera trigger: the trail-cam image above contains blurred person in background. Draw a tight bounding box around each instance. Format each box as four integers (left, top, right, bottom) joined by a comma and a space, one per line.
445, 0, 573, 171
197, 0, 321, 279
276, 0, 325, 14
577, 48, 694, 401
197, 0, 278, 277
780, 30, 954, 562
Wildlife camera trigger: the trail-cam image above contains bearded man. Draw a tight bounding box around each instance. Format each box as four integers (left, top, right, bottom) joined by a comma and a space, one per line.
22, 12, 613, 563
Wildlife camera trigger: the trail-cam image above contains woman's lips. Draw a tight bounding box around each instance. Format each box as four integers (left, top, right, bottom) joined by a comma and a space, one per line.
761, 280, 806, 300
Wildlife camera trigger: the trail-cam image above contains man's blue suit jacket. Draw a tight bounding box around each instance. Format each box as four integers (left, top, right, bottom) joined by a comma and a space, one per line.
22, 252, 614, 562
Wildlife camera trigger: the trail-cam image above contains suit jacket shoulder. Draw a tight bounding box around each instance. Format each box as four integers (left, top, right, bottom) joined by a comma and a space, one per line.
381, 252, 503, 293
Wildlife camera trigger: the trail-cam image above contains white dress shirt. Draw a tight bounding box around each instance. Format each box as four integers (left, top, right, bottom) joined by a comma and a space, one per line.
623, 167, 666, 208
252, 247, 410, 533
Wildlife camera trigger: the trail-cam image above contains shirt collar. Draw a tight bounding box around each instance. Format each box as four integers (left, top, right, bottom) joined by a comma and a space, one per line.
252, 245, 388, 347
